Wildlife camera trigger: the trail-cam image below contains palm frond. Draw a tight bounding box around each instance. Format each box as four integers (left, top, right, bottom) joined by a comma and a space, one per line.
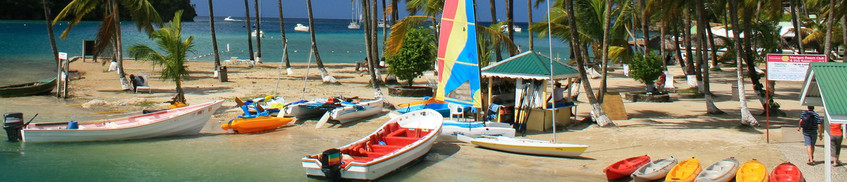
53, 0, 99, 39
93, 11, 117, 62
385, 16, 436, 58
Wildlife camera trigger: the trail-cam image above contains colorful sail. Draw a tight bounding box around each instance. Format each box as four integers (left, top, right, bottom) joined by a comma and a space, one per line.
436, 0, 482, 108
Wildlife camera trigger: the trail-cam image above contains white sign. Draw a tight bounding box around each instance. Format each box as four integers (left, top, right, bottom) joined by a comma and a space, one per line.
59, 52, 68, 60
766, 54, 827, 82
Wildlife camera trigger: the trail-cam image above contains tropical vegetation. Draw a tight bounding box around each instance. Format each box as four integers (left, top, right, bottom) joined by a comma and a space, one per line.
389, 27, 435, 86
129, 10, 192, 103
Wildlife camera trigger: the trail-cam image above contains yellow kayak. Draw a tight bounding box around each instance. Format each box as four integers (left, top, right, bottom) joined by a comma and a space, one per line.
736, 159, 768, 182
665, 157, 702, 182
221, 116, 293, 133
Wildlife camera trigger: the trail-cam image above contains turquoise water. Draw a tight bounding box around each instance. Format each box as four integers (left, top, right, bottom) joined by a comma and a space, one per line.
0, 17, 567, 85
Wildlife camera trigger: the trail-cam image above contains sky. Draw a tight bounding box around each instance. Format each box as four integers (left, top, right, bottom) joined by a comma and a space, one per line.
192, 0, 551, 23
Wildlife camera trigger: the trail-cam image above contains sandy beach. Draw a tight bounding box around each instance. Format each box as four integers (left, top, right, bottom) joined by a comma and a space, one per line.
5, 58, 844, 181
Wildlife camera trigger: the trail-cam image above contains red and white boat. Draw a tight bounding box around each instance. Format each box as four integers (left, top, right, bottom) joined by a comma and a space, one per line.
20, 100, 224, 142
301, 109, 443, 180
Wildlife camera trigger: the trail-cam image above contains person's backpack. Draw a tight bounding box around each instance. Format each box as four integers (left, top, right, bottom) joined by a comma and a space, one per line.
801, 112, 819, 130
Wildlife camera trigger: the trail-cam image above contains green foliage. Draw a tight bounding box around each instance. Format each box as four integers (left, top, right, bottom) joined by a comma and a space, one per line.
129, 10, 192, 102
389, 27, 435, 86
0, 0, 196, 21
630, 52, 663, 85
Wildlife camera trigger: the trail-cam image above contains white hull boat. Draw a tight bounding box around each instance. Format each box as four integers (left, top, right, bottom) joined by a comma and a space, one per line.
459, 135, 588, 157
284, 98, 333, 119
330, 97, 384, 123
347, 22, 361, 29
632, 157, 679, 182
695, 157, 739, 182
440, 120, 515, 141
224, 16, 243, 22
301, 109, 443, 180
21, 100, 224, 142
294, 24, 310, 32
251, 30, 264, 37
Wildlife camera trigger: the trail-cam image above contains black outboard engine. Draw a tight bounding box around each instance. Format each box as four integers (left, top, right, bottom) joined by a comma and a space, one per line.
3, 112, 24, 142
319, 148, 342, 181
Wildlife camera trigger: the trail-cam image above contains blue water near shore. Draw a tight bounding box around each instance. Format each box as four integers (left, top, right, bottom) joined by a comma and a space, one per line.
0, 16, 567, 85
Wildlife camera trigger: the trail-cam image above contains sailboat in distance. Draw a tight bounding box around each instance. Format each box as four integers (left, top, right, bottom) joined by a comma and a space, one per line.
348, 0, 361, 29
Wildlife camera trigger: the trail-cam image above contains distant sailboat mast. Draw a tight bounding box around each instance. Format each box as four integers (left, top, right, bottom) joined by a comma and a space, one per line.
546, 0, 556, 143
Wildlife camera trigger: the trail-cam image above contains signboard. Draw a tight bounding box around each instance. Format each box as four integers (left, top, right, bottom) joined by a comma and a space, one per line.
58, 52, 67, 60
766, 54, 827, 81
83, 40, 95, 56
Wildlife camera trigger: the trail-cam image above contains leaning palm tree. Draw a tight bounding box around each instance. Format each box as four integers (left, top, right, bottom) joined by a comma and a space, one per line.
694, 0, 723, 114
306, 0, 338, 83
207, 0, 223, 80
244, 0, 255, 62
129, 11, 193, 103
728, 0, 758, 126
564, 0, 613, 126
278, 0, 292, 75
41, 0, 60, 97
54, 0, 162, 90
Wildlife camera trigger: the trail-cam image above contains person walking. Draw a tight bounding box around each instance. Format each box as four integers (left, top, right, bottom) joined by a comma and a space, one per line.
830, 122, 844, 166
798, 106, 823, 165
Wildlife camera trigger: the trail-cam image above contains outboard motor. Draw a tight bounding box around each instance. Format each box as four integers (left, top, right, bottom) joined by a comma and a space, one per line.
3, 112, 24, 142
319, 148, 342, 181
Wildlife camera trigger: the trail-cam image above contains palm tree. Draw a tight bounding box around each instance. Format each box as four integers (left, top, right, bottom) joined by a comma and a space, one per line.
789, 0, 804, 53
306, 0, 338, 83
527, 0, 535, 51
597, 0, 611, 102
694, 0, 722, 114
41, 0, 60, 97
564, 0, 613, 126
278, 0, 292, 75
243, 0, 255, 62
385, 16, 516, 65
254, 0, 262, 63
490, 0, 502, 61
54, 0, 161, 90
506, 0, 515, 42
129, 11, 193, 103
823, 0, 835, 58
728, 0, 758, 126
363, 0, 380, 88
639, 0, 649, 55
208, 0, 222, 79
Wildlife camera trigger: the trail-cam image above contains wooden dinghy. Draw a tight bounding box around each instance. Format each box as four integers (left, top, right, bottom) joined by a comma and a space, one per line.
0, 78, 56, 97
695, 157, 740, 182
301, 109, 443, 180
632, 156, 679, 182
736, 159, 768, 182
605, 155, 651, 180
21, 100, 224, 142
459, 135, 588, 157
665, 157, 702, 182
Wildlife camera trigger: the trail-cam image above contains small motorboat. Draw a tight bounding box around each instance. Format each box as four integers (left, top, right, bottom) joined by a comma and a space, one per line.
301, 109, 442, 180
605, 155, 651, 180
768, 162, 803, 182
665, 157, 701, 182
221, 116, 292, 133
632, 156, 679, 182
460, 135, 588, 157
696, 157, 740, 182
736, 159, 768, 182
14, 100, 223, 142
224, 16, 243, 22
294, 24, 310, 32
251, 30, 264, 37
0, 78, 56, 97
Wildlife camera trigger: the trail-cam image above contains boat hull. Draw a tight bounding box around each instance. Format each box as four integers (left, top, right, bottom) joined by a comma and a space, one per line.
768, 162, 803, 182
221, 116, 293, 133
737, 159, 768, 182
330, 97, 384, 123
468, 136, 588, 157
21, 100, 223, 142
0, 78, 56, 97
632, 157, 679, 182
439, 120, 515, 141
285, 101, 332, 119
605, 155, 651, 180
696, 157, 739, 182
666, 158, 702, 182
301, 109, 443, 180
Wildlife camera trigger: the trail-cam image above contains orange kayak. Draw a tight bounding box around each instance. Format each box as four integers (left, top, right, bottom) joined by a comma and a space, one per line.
737, 159, 768, 182
665, 157, 702, 182
221, 116, 293, 133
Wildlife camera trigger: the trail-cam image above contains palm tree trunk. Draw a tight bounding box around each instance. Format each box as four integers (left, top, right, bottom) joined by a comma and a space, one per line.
112, 0, 130, 90
507, 0, 514, 42
490, 0, 502, 61
526, 0, 533, 51
176, 78, 185, 103
382, 0, 388, 48
660, 20, 667, 70
372, 0, 382, 85
278, 0, 292, 74
564, 0, 613, 126
208, 0, 222, 73
823, 0, 835, 58
42, 0, 60, 97
790, 0, 804, 53
682, 7, 695, 75
705, 24, 720, 70
362, 0, 379, 89
597, 0, 612, 103
842, 16, 847, 62
740, 6, 773, 115
306, 0, 336, 83
672, 22, 686, 72
729, 0, 758, 126
254, 0, 262, 62
695, 0, 722, 114
391, 0, 399, 24
243, 0, 255, 62
639, 0, 649, 55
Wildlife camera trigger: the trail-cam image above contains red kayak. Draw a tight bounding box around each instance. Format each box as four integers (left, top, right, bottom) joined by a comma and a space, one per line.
604, 155, 651, 180
769, 162, 804, 182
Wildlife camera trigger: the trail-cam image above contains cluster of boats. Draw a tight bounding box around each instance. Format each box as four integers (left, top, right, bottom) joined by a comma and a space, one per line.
604, 155, 805, 182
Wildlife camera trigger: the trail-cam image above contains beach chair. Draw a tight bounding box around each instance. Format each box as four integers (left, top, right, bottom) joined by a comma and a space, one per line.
587, 67, 602, 79
622, 64, 630, 77
448, 103, 465, 121
135, 74, 152, 93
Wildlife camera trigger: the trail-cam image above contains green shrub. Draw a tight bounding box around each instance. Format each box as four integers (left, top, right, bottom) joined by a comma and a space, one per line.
389, 27, 436, 86
630, 53, 664, 85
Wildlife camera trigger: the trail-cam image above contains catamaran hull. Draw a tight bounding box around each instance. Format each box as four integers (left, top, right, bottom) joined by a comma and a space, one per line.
331, 98, 384, 123
466, 136, 588, 157
21, 100, 223, 142
285, 105, 327, 119
440, 120, 515, 141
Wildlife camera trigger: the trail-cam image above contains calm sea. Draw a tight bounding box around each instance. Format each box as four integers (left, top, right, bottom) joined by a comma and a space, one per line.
0, 16, 567, 85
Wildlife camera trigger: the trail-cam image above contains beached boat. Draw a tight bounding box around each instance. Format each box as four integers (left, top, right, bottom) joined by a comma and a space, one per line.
294, 24, 310, 32
665, 157, 702, 182
769, 162, 803, 182
301, 109, 443, 180
396, 98, 451, 117
284, 98, 336, 119
19, 100, 223, 142
221, 116, 293, 133
0, 78, 56, 97
605, 155, 651, 180
695, 157, 740, 182
737, 159, 768, 182
439, 120, 515, 141
632, 157, 679, 182
460, 135, 588, 157
330, 97, 384, 123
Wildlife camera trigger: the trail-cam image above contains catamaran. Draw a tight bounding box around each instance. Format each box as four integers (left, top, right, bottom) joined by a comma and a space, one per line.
347, 0, 361, 30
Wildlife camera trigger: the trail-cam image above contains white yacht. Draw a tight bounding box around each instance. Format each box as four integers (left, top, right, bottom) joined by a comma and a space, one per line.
348, 0, 361, 29
294, 24, 310, 32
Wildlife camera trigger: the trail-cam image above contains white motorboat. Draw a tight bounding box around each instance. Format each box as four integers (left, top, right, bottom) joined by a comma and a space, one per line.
294, 24, 310, 32
19, 100, 224, 142
251, 30, 264, 37
301, 109, 443, 180
459, 135, 589, 157
500, 25, 522, 32
330, 97, 383, 123
224, 16, 243, 22
347, 22, 361, 30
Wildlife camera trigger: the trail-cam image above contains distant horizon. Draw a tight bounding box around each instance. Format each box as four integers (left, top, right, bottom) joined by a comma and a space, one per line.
195, 15, 534, 24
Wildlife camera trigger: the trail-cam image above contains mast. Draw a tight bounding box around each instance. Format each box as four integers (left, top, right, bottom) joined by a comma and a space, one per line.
546, 0, 556, 143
